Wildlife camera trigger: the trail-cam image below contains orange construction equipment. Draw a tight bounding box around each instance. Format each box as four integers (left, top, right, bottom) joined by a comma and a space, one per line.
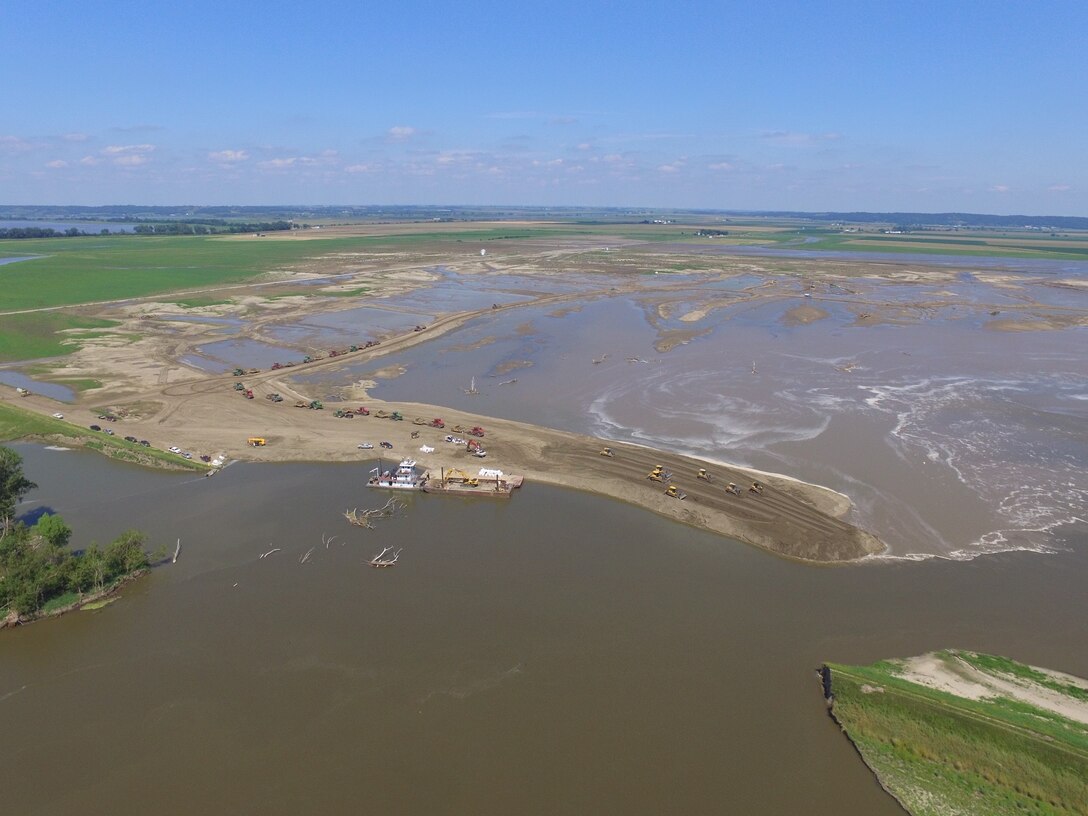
247, 437, 266, 446
469, 426, 485, 437
431, 418, 445, 428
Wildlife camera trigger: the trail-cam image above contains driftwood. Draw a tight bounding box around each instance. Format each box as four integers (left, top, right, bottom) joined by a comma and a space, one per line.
259, 547, 281, 559
300, 547, 314, 564
344, 498, 404, 529
368, 546, 401, 568
172, 538, 181, 563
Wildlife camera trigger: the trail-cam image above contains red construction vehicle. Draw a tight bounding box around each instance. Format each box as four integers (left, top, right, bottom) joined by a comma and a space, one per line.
466, 438, 483, 453
469, 426, 485, 437
431, 418, 445, 428
244, 389, 254, 399
357, 406, 370, 416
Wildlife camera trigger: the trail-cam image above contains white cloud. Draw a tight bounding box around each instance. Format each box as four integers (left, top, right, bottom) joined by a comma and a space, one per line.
45, 159, 68, 169
387, 125, 416, 142
1048, 184, 1071, 192
209, 149, 249, 163
114, 154, 150, 166
345, 163, 374, 174
0, 135, 33, 152
80, 155, 101, 166
761, 130, 841, 145
658, 164, 680, 173
103, 143, 155, 155
62, 132, 89, 142
259, 157, 297, 169
989, 184, 1010, 193
708, 161, 734, 171
576, 142, 592, 151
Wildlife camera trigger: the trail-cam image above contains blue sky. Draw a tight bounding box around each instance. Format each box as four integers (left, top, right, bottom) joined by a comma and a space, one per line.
2, 0, 1086, 214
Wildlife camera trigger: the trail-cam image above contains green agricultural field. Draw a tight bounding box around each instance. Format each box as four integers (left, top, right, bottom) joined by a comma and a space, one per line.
0, 402, 205, 471
796, 232, 1088, 259
825, 651, 1088, 816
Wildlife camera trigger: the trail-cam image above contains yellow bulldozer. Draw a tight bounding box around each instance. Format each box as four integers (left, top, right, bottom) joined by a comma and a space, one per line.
247, 437, 266, 447
664, 484, 687, 500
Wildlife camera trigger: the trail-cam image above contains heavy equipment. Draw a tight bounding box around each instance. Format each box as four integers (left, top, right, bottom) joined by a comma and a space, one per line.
468, 426, 485, 437
697, 468, 712, 482
247, 437, 266, 447
233, 382, 245, 391
390, 411, 404, 421
599, 447, 614, 457
308, 400, 323, 410
233, 368, 245, 377
430, 418, 445, 428
357, 406, 370, 416
665, 484, 687, 500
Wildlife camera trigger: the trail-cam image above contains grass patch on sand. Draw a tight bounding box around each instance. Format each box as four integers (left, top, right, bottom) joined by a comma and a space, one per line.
0, 402, 205, 471
0, 313, 117, 362
826, 651, 1088, 816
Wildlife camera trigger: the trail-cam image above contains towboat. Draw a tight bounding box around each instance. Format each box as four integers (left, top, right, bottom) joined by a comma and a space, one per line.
368, 459, 426, 490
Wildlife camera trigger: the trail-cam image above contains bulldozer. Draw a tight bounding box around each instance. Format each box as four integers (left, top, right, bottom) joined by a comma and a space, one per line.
647, 467, 666, 483
247, 437, 266, 447
233, 382, 245, 391
599, 447, 615, 457
664, 484, 687, 500
726, 482, 742, 496
233, 368, 245, 377
697, 468, 712, 483
748, 481, 765, 495
302, 355, 314, 364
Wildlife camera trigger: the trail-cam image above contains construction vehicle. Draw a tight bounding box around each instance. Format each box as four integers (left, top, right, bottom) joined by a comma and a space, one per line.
390, 411, 404, 421
374, 409, 390, 419
349, 345, 359, 352
451, 424, 468, 434
466, 438, 483, 453
748, 481, 765, 495
413, 416, 429, 425
309, 400, 323, 410
233, 368, 245, 376
271, 362, 284, 370
15, 387, 30, 396
430, 418, 445, 428
334, 409, 355, 418
233, 382, 245, 391
410, 430, 420, 439
726, 482, 742, 496
647, 465, 673, 483
248, 437, 266, 446
356, 406, 370, 416
697, 468, 712, 482
665, 484, 687, 500
445, 468, 479, 487
265, 393, 283, 402
244, 389, 254, 399
303, 355, 314, 364
468, 426, 485, 437
246, 368, 259, 374
599, 447, 614, 457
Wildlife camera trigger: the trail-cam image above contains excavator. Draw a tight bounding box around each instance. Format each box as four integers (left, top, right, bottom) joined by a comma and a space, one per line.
445, 468, 479, 487
468, 426, 485, 437
430, 418, 445, 428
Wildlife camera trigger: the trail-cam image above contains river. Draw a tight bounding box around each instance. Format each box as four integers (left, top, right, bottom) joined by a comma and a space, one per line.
2, 444, 1086, 815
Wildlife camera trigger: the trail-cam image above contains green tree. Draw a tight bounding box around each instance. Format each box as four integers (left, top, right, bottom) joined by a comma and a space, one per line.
33, 513, 72, 547
0, 446, 37, 520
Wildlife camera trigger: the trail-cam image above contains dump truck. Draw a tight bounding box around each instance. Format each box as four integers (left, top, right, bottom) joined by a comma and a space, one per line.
248, 437, 266, 447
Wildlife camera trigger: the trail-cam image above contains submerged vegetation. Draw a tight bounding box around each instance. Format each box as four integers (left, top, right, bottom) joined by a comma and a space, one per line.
825, 651, 1088, 816
0, 446, 151, 622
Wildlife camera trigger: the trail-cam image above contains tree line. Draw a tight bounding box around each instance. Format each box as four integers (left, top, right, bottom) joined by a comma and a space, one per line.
1, 447, 150, 618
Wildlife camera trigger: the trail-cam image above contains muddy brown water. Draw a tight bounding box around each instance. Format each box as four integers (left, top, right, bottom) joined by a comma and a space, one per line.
3, 445, 1086, 815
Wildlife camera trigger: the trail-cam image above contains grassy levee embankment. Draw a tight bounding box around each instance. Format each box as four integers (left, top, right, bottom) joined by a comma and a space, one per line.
0, 401, 205, 471
825, 653, 1088, 816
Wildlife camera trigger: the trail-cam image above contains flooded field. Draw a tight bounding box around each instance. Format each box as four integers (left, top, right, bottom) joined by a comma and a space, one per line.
310, 265, 1088, 560
3, 444, 1086, 815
